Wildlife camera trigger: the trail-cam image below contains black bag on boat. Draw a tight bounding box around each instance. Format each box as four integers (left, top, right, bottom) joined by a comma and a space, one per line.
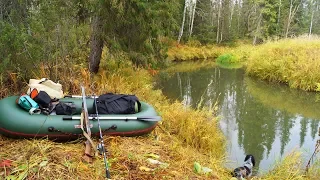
94, 93, 141, 114
33, 91, 51, 108
55, 102, 76, 115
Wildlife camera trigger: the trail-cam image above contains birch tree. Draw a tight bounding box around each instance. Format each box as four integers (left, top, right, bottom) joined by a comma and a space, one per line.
308, 0, 320, 37
309, 0, 315, 37
189, 0, 197, 37
285, 0, 302, 38
216, 0, 222, 43
178, 0, 196, 42
277, 0, 282, 35
178, 0, 188, 43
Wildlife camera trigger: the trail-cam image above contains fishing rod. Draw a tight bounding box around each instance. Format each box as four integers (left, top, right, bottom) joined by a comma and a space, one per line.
94, 94, 111, 179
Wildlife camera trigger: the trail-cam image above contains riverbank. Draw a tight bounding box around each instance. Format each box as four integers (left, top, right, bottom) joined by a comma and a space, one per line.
164, 37, 320, 179
0, 58, 228, 179
167, 37, 320, 92
246, 37, 320, 92
1, 40, 319, 179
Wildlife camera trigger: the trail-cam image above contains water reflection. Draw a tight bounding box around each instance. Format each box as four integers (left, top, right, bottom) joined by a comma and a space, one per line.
155, 65, 320, 172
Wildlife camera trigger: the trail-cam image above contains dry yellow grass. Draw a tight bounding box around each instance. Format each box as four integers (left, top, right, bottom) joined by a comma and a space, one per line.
167, 44, 228, 61
0, 55, 227, 179
246, 37, 320, 91
1, 41, 320, 179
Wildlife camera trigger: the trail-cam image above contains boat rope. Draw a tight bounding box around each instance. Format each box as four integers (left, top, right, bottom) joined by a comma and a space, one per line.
34, 115, 51, 139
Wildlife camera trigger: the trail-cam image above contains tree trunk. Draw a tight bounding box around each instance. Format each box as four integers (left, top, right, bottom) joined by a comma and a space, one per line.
277, 0, 282, 35
230, 0, 235, 29
309, 1, 315, 38
237, 0, 241, 34
253, 12, 262, 45
216, 0, 221, 43
0, 1, 3, 21
285, 0, 300, 38
285, 0, 293, 38
178, 0, 188, 43
189, 0, 197, 37
89, 15, 103, 74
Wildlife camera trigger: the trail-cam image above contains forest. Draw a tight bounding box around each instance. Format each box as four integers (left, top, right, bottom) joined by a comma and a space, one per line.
1, 0, 320, 79
1, 0, 320, 179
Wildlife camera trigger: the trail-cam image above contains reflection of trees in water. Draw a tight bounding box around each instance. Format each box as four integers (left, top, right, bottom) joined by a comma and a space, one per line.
277, 111, 295, 156
300, 117, 309, 147
310, 120, 320, 139
180, 73, 192, 107
158, 67, 220, 107
156, 66, 320, 170
236, 95, 278, 169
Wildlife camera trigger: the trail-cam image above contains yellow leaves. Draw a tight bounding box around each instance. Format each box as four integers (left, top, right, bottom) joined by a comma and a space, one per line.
78, 162, 90, 171
139, 166, 153, 172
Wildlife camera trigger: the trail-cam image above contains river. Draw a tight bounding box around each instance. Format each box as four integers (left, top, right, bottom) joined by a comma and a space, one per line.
154, 62, 320, 173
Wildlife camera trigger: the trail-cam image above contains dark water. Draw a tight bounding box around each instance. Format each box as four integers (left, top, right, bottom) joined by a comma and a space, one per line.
155, 64, 320, 173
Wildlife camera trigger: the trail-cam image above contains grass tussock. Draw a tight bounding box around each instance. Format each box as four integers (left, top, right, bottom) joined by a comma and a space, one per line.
261, 152, 306, 180
246, 37, 320, 91
167, 43, 228, 61
216, 44, 255, 64
0, 53, 227, 179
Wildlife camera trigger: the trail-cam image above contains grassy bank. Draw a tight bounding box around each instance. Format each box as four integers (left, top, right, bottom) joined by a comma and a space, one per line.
165, 38, 320, 179
166, 42, 228, 61
0, 56, 228, 179
1, 40, 320, 179
245, 37, 320, 91
168, 37, 320, 92
166, 40, 253, 64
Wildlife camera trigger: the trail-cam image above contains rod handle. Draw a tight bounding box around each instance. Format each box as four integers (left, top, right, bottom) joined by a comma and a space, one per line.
106, 170, 111, 179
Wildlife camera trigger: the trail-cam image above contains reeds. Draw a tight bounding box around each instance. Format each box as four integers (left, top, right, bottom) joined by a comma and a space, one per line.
246, 37, 320, 91
167, 44, 227, 61
261, 152, 305, 180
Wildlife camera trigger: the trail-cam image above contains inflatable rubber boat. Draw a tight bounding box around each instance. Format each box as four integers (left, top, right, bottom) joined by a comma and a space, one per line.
0, 96, 160, 140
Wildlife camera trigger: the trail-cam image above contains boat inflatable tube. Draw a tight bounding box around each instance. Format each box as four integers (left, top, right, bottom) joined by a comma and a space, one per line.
0, 96, 160, 140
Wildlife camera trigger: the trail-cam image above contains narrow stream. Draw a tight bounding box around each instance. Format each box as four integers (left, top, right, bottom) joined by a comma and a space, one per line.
155, 63, 320, 173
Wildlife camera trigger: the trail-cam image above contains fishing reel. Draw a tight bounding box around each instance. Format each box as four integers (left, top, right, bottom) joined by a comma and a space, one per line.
97, 143, 106, 155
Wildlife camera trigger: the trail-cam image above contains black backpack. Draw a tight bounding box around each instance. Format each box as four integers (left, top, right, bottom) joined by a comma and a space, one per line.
94, 93, 141, 114
55, 102, 77, 115
30, 90, 51, 108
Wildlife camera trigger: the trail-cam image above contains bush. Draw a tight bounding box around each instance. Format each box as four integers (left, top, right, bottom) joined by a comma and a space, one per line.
216, 53, 237, 64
